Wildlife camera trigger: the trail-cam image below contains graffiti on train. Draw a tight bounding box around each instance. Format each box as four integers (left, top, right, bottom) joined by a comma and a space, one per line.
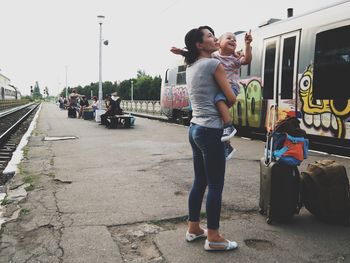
172, 86, 189, 108
299, 64, 350, 139
232, 78, 263, 128
161, 86, 172, 109
161, 85, 190, 116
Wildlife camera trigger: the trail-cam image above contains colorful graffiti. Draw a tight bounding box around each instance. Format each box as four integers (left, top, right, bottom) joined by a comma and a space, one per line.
160, 85, 190, 118
232, 78, 263, 128
172, 86, 189, 109
298, 64, 350, 138
160, 86, 172, 116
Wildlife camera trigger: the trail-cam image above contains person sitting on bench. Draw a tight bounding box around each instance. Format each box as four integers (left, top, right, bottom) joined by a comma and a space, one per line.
117, 98, 123, 115
78, 95, 89, 118
100, 94, 117, 125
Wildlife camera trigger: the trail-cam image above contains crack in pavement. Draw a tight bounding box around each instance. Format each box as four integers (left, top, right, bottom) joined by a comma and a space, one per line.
0, 141, 66, 262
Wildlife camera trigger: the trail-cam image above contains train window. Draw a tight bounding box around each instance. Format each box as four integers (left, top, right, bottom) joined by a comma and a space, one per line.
313, 25, 350, 99
178, 65, 186, 72
263, 42, 276, 99
176, 65, 187, 85
281, 36, 296, 99
164, 69, 169, 84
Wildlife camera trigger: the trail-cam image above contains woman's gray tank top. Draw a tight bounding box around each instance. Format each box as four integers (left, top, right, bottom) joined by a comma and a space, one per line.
186, 58, 223, 129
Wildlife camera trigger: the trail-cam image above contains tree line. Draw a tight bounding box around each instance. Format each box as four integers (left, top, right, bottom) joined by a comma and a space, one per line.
60, 70, 161, 101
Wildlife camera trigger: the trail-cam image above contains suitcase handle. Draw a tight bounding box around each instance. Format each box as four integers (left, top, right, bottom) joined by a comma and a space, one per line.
265, 103, 278, 165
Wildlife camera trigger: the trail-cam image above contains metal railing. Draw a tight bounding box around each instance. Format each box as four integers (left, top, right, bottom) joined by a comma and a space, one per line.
121, 100, 163, 116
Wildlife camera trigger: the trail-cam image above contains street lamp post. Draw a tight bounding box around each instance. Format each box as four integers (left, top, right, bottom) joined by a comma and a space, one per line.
131, 80, 134, 110
65, 65, 68, 100
97, 15, 105, 110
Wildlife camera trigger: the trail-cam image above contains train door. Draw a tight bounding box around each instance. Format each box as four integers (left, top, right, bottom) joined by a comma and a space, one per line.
262, 30, 300, 129
0, 87, 4, 100
161, 67, 177, 118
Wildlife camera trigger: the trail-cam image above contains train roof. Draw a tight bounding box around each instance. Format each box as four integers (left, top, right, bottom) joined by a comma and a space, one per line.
0, 73, 11, 82
8, 84, 18, 92
241, 0, 350, 31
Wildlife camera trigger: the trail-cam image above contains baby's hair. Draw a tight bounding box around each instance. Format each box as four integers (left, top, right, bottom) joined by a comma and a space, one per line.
218, 32, 235, 43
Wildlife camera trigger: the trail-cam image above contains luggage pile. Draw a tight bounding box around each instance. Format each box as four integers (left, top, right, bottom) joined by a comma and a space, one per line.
259, 111, 307, 224
259, 108, 350, 225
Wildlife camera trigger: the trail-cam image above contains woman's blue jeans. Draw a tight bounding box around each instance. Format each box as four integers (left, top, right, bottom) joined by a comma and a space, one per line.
188, 123, 225, 230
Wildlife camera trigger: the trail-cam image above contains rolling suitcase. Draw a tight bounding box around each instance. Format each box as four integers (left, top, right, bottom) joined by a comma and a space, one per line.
68, 107, 77, 118
259, 158, 301, 224
259, 104, 301, 224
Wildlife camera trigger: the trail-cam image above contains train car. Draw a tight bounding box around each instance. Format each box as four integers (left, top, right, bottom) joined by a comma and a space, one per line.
0, 74, 21, 100
160, 61, 191, 122
8, 85, 21, 100
160, 0, 350, 154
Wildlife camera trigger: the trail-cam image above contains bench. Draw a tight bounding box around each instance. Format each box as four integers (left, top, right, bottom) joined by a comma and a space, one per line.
106, 115, 133, 129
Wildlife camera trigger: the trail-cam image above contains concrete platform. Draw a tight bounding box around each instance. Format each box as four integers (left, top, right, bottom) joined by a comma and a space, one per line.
1, 102, 350, 262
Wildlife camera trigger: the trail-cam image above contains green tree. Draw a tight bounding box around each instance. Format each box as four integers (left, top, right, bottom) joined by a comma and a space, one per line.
150, 75, 161, 100
133, 71, 161, 100
117, 79, 134, 100
135, 75, 152, 100
65, 70, 162, 101
32, 81, 42, 99
137, 69, 146, 78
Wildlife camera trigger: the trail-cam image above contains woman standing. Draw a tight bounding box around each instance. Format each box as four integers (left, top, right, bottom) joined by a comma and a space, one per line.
182, 26, 237, 251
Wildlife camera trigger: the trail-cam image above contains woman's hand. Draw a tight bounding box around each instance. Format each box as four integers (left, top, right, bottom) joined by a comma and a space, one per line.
170, 47, 185, 56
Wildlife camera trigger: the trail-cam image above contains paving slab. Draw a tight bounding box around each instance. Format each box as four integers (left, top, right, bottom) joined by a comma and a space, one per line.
62, 226, 122, 263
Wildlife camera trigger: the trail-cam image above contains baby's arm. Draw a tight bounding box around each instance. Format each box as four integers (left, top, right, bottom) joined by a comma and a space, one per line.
240, 30, 252, 65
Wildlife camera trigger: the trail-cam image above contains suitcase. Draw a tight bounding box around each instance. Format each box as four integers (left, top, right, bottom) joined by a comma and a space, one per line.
68, 107, 77, 118
301, 159, 350, 224
259, 158, 301, 224
83, 110, 94, 120
259, 104, 301, 224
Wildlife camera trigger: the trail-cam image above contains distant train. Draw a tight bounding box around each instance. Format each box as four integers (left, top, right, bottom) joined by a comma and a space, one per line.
161, 0, 350, 153
0, 73, 21, 100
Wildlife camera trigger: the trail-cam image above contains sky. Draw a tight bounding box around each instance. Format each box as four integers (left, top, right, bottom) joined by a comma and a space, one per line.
0, 0, 344, 96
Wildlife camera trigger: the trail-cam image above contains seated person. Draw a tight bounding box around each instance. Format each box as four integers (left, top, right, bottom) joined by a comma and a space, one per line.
58, 97, 65, 109
111, 92, 123, 115
116, 97, 123, 115
91, 96, 100, 113
78, 95, 89, 118
100, 94, 117, 125
63, 98, 68, 109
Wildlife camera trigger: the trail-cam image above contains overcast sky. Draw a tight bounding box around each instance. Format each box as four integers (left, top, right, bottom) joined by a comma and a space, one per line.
0, 0, 343, 96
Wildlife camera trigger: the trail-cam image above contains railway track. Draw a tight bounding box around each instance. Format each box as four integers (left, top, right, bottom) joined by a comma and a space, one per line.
0, 103, 40, 184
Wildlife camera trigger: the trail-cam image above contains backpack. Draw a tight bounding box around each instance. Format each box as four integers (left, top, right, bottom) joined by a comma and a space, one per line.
267, 117, 309, 166
272, 133, 309, 166
274, 116, 306, 137
301, 159, 350, 225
